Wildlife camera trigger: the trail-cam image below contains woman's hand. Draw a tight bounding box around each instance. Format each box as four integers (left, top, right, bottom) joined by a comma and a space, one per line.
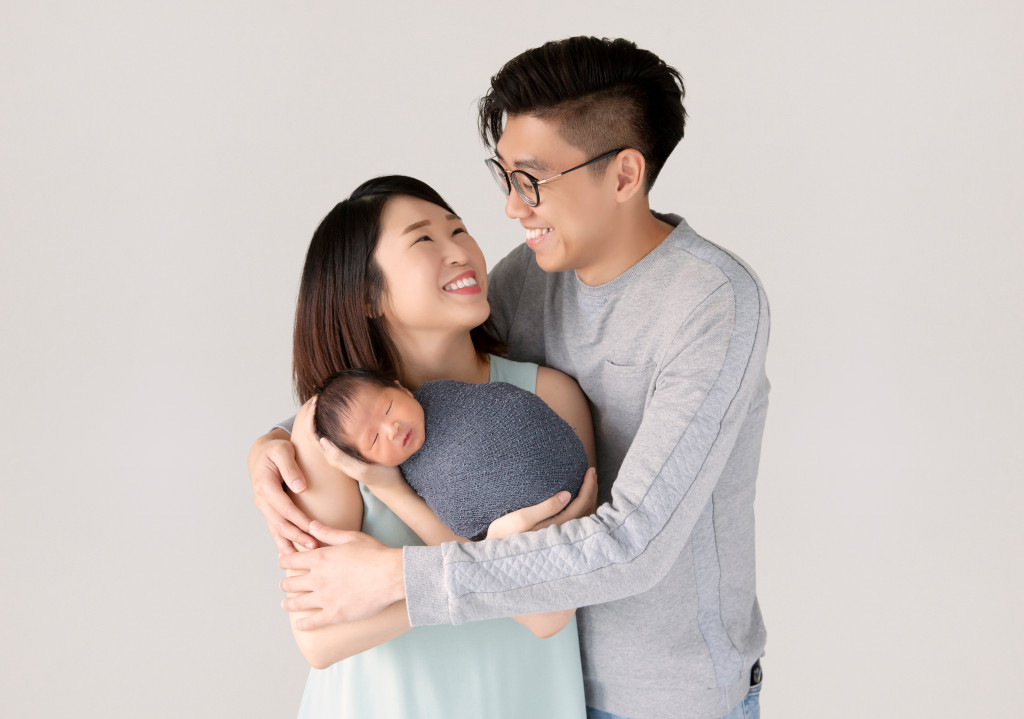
249, 429, 317, 554
485, 467, 598, 539
305, 397, 408, 492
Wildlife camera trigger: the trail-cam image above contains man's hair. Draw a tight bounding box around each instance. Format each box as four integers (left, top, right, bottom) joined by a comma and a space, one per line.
313, 367, 397, 463
479, 36, 686, 192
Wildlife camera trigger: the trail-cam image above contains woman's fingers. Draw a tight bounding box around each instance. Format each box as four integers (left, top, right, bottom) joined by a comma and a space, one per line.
319, 438, 369, 479
487, 491, 571, 538
267, 438, 307, 494
251, 436, 317, 549
533, 468, 598, 531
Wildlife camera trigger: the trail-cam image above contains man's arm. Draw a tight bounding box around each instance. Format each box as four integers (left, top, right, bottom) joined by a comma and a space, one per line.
406, 266, 770, 625
280, 265, 769, 627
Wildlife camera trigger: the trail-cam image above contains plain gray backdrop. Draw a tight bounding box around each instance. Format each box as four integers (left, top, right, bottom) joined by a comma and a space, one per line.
2, 1, 1022, 717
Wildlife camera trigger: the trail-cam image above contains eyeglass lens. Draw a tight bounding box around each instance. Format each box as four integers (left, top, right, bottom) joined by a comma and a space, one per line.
486, 160, 539, 207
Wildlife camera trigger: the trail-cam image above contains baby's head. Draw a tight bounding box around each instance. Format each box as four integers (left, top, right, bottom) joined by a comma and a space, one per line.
313, 368, 426, 466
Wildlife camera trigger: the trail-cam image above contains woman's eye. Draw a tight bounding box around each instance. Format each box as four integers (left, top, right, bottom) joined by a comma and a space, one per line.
452, 227, 466, 236
414, 235, 432, 244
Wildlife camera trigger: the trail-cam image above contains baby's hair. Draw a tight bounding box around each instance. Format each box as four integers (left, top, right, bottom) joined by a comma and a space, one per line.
313, 367, 397, 463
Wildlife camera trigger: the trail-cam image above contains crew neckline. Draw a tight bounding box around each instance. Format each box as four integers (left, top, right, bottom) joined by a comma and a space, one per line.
573, 213, 688, 297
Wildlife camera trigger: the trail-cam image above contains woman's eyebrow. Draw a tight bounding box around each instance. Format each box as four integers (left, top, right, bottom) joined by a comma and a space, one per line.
402, 219, 431, 235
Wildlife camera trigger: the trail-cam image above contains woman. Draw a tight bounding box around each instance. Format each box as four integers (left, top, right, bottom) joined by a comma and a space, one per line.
249, 176, 597, 718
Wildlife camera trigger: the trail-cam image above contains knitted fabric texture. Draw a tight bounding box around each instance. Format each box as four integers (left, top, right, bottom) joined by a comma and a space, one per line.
400, 380, 588, 540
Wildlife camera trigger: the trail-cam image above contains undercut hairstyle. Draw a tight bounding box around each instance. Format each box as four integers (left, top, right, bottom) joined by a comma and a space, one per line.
292, 175, 505, 403
479, 36, 686, 191
313, 367, 396, 463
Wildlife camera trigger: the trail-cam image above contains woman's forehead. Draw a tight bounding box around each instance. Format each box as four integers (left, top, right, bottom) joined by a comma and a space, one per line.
380, 195, 456, 234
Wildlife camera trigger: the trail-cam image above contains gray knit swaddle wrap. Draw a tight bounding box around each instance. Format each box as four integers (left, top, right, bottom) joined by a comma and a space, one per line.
400, 380, 588, 540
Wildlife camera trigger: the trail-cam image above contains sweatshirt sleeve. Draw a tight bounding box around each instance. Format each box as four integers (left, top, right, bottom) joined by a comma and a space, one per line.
404, 264, 771, 626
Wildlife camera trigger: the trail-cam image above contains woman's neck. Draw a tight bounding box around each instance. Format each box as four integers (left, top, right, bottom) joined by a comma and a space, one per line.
391, 330, 489, 390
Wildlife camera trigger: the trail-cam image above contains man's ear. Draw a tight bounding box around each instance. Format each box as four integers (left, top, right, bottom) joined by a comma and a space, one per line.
613, 149, 646, 203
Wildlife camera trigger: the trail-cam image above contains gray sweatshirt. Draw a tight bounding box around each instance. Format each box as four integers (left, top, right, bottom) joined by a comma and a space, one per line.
403, 216, 770, 719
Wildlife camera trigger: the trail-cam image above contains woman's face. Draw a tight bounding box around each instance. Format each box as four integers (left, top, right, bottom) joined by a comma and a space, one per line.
373, 195, 490, 336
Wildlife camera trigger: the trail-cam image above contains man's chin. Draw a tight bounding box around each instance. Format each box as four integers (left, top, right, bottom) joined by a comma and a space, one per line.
532, 249, 571, 274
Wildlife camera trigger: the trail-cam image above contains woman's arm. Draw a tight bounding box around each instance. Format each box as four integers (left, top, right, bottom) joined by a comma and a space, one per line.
332, 460, 578, 640
284, 399, 414, 668
535, 366, 597, 467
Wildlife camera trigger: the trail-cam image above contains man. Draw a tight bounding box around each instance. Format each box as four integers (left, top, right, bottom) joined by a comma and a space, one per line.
254, 37, 769, 719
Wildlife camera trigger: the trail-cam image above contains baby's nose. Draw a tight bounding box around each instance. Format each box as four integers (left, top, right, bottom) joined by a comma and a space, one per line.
387, 421, 400, 440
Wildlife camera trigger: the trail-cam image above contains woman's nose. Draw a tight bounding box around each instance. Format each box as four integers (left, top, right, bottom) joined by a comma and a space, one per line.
442, 238, 470, 265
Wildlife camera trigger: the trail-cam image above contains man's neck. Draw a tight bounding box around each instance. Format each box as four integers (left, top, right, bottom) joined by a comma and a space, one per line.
575, 207, 675, 287
391, 331, 489, 390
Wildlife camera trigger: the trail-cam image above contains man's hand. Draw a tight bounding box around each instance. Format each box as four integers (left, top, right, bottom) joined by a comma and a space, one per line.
486, 467, 598, 539
249, 429, 316, 554
280, 522, 405, 629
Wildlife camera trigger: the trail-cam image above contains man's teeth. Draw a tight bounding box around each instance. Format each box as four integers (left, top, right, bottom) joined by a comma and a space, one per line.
526, 227, 552, 240
444, 276, 478, 291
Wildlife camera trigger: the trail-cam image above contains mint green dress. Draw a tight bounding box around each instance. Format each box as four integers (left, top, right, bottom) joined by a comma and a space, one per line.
296, 356, 587, 719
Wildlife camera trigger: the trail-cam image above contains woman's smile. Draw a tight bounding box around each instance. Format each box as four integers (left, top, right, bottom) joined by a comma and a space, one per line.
443, 270, 482, 294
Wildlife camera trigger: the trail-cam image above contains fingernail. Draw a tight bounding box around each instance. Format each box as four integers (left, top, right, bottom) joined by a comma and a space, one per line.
305, 541, 315, 550
293, 479, 306, 491
310, 520, 322, 532
558, 491, 570, 505
319, 438, 331, 450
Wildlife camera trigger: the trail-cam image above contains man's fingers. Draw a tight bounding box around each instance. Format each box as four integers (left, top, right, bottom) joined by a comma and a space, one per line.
283, 593, 322, 613
280, 573, 315, 595
279, 552, 314, 571
294, 611, 331, 632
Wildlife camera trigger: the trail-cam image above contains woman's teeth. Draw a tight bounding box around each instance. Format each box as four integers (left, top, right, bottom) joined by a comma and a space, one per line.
526, 228, 552, 241
444, 276, 478, 291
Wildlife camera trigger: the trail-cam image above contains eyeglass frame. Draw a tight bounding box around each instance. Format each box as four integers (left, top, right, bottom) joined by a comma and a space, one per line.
485, 148, 626, 207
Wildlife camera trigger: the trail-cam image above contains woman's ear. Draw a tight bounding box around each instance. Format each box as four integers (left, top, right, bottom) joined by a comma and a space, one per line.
613, 149, 646, 203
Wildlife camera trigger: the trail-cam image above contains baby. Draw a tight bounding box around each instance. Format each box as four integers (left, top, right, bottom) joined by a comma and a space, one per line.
312, 368, 588, 540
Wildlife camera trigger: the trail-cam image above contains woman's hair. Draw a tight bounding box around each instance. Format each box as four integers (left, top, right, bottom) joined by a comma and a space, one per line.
292, 175, 504, 402
312, 367, 396, 463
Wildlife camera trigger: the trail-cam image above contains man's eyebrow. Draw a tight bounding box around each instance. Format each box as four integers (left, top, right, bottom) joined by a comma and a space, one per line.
494, 150, 549, 173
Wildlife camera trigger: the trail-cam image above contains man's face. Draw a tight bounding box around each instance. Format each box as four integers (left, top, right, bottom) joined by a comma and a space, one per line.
493, 115, 618, 276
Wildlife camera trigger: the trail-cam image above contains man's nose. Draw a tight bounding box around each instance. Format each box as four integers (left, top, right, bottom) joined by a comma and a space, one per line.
505, 190, 532, 220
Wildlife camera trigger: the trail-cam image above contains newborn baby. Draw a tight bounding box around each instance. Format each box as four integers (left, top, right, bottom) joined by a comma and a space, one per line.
313, 367, 588, 540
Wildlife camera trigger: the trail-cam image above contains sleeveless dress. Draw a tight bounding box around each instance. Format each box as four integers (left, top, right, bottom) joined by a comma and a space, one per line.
296, 356, 587, 719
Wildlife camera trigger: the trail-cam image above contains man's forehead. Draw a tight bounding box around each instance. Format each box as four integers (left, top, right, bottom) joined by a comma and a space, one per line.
494, 115, 570, 172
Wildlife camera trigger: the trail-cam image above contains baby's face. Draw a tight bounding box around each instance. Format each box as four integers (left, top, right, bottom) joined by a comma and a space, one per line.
341, 383, 426, 466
